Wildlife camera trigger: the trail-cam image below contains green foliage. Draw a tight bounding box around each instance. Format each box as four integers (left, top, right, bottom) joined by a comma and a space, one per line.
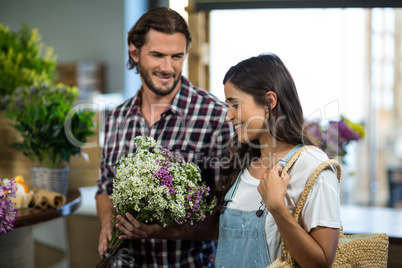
4, 82, 95, 168
0, 23, 57, 104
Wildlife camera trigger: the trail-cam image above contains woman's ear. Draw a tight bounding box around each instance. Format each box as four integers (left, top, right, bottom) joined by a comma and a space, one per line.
266, 91, 278, 110
129, 43, 139, 63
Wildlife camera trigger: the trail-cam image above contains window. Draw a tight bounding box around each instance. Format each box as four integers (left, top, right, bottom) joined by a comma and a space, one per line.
210, 8, 365, 123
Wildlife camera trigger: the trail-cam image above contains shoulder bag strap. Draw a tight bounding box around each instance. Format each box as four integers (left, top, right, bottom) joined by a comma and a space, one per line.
293, 159, 342, 221
280, 158, 342, 262
281, 145, 316, 177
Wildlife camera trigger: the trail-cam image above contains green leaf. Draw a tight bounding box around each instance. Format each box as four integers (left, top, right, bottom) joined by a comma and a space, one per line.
0, 23, 56, 102
5, 82, 96, 167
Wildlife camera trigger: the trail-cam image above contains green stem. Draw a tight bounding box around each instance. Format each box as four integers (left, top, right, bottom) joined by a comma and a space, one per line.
96, 240, 124, 268
96, 221, 125, 267
39, 147, 61, 168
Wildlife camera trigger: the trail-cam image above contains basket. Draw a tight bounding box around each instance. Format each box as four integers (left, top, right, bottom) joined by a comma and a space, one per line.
29, 166, 69, 196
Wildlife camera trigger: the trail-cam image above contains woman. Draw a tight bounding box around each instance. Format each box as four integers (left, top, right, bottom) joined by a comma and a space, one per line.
214, 53, 341, 268
114, 53, 341, 268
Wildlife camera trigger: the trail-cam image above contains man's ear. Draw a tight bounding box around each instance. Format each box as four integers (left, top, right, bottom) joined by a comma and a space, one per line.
266, 91, 278, 110
129, 43, 139, 63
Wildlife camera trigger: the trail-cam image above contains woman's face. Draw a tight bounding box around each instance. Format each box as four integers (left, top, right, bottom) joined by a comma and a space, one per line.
224, 82, 269, 144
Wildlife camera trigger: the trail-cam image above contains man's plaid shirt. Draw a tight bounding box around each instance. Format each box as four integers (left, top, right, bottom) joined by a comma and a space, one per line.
96, 76, 234, 267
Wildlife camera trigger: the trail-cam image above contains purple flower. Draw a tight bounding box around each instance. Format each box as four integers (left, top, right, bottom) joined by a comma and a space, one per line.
182, 185, 211, 224
154, 168, 175, 193
0, 178, 18, 235
161, 148, 174, 161
337, 120, 360, 141
305, 116, 365, 163
305, 121, 324, 141
175, 153, 184, 163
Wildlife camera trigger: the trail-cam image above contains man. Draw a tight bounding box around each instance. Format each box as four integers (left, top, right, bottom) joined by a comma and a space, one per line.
96, 7, 233, 267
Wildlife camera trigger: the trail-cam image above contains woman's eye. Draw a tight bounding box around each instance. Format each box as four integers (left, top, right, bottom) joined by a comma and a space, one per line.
232, 104, 239, 109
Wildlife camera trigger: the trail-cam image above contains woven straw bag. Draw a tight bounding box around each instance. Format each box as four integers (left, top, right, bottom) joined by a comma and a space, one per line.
267, 146, 389, 268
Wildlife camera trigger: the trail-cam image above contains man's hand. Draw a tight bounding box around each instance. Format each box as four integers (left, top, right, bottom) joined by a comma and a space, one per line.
96, 194, 115, 258
115, 213, 164, 240
98, 221, 112, 257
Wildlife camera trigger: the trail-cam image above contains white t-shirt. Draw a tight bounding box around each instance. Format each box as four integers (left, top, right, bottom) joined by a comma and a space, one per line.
226, 147, 341, 262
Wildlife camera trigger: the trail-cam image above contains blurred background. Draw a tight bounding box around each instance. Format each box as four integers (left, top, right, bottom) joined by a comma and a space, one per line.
1, 0, 402, 267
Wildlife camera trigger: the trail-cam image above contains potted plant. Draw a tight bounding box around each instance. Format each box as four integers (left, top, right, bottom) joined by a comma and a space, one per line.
3, 82, 95, 196
0, 23, 56, 105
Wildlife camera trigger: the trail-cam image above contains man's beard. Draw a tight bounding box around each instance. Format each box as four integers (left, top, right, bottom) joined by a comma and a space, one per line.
138, 61, 181, 96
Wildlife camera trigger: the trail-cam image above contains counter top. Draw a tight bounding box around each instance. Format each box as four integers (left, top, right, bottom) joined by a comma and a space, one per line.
15, 191, 81, 228
341, 204, 402, 243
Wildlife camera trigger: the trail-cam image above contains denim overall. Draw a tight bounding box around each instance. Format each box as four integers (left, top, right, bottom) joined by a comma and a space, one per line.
215, 144, 303, 268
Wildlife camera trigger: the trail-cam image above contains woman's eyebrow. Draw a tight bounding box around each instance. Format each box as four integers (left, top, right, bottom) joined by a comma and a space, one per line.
226, 97, 238, 102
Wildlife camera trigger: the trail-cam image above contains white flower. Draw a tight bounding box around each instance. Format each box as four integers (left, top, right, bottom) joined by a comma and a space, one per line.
109, 136, 215, 226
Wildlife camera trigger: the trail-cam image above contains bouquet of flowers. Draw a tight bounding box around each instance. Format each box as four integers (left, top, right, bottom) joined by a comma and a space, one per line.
0, 177, 18, 235
305, 115, 365, 164
97, 136, 215, 267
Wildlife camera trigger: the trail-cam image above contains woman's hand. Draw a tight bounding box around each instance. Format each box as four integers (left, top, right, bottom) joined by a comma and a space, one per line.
258, 164, 339, 267
257, 164, 291, 213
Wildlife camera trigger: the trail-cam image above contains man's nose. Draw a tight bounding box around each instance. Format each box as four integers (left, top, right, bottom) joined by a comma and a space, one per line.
160, 58, 174, 73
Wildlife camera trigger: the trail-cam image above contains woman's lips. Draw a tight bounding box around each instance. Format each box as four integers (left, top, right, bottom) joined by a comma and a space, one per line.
234, 124, 242, 133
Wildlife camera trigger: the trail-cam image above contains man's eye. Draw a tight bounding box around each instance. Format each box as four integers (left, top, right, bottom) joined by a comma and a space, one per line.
232, 104, 239, 109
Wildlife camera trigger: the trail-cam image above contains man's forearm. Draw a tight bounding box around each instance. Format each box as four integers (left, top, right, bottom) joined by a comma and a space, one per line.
96, 193, 114, 226
173, 222, 218, 241
154, 215, 219, 241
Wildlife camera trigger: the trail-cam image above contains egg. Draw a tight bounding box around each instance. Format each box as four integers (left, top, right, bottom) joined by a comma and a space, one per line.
14, 175, 29, 194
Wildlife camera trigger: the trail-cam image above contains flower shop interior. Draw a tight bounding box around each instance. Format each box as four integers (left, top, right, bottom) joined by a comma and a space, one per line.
1, 0, 402, 267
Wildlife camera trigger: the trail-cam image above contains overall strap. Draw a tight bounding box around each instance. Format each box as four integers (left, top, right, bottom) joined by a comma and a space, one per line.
220, 171, 243, 214
225, 171, 243, 202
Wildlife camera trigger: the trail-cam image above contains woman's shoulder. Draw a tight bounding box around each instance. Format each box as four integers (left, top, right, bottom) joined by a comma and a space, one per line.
286, 146, 340, 202
298, 146, 329, 165
292, 146, 339, 186
289, 146, 334, 180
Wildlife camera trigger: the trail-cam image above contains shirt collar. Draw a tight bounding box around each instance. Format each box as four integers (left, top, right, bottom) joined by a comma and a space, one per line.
124, 88, 142, 119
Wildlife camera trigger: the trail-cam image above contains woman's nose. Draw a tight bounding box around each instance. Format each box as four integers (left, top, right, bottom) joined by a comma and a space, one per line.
226, 111, 234, 122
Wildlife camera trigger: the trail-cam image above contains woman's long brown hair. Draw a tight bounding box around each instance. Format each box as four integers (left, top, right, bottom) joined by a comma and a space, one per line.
212, 53, 317, 223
